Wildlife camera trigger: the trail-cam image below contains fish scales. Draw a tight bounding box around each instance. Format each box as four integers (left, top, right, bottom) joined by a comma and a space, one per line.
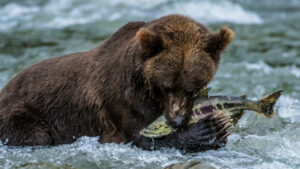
140, 90, 282, 138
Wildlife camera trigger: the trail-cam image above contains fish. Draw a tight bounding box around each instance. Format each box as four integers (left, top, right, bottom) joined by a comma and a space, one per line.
140, 88, 282, 138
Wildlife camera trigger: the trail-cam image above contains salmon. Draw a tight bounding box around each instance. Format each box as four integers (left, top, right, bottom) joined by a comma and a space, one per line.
140, 89, 282, 138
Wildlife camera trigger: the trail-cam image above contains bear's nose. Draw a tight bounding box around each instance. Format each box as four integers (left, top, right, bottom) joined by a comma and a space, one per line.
171, 116, 187, 128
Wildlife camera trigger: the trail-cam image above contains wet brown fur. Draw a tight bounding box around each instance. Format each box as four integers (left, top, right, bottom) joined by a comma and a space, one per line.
0, 15, 233, 149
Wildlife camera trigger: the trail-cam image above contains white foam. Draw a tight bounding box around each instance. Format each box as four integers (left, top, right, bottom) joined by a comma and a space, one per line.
291, 66, 300, 78
160, 0, 263, 24
243, 61, 272, 74
0, 3, 39, 19
277, 95, 300, 123
252, 160, 291, 169
0, 3, 39, 31
0, 0, 263, 31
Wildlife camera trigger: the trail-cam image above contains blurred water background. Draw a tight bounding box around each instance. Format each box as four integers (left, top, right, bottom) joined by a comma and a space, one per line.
0, 0, 299, 168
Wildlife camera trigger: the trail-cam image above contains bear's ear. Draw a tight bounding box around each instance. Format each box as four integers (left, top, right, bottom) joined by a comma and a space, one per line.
205, 27, 234, 59
136, 28, 163, 55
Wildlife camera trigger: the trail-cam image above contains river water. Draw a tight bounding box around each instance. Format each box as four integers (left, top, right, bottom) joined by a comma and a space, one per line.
0, 0, 299, 168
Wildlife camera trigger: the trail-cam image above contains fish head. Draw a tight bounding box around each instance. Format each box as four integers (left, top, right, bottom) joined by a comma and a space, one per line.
140, 119, 175, 138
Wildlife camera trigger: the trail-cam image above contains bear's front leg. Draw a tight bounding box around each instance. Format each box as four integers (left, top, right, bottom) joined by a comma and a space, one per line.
133, 114, 231, 153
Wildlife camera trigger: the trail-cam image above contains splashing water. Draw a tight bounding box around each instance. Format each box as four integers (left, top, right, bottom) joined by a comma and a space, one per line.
0, 0, 262, 32
0, 0, 299, 168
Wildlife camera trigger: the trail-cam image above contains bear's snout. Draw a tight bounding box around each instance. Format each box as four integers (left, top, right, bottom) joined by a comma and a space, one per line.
163, 93, 192, 128
170, 116, 189, 128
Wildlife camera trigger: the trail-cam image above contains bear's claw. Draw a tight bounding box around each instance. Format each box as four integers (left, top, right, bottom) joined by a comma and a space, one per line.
171, 113, 232, 152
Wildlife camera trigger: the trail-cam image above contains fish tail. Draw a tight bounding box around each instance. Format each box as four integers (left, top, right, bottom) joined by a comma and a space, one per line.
258, 90, 282, 118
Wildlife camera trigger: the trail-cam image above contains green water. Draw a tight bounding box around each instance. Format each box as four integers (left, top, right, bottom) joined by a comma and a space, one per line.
0, 0, 299, 168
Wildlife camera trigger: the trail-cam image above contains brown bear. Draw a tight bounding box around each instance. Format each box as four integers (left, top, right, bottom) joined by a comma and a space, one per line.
0, 15, 234, 152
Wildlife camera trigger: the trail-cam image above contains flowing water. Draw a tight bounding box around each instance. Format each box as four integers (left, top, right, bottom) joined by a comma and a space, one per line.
0, 0, 299, 168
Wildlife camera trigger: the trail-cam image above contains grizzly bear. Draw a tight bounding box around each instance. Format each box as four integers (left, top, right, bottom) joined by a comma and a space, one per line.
0, 15, 234, 152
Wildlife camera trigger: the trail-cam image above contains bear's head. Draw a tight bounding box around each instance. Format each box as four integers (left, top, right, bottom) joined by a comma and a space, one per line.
136, 15, 234, 128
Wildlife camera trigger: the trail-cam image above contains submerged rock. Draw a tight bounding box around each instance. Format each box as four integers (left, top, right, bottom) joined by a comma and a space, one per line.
14, 162, 76, 169
164, 161, 217, 169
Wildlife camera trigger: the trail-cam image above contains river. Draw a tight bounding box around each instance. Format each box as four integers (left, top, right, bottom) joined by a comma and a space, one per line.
0, 0, 299, 168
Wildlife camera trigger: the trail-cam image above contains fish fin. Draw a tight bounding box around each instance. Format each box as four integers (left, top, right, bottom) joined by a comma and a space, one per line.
258, 90, 282, 118
231, 110, 245, 125
197, 87, 211, 98
240, 94, 247, 99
